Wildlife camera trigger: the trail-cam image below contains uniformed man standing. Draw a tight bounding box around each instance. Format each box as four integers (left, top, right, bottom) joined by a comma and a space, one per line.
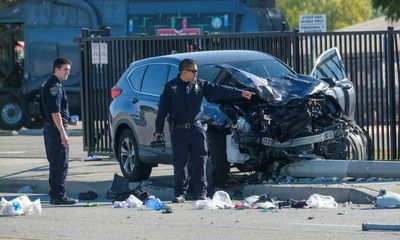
154, 59, 255, 203
41, 58, 77, 205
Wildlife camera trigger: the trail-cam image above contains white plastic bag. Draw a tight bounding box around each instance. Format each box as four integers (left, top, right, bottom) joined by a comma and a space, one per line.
244, 195, 260, 204
376, 190, 400, 208
1, 195, 41, 216
306, 193, 338, 208
126, 194, 143, 208
212, 191, 233, 209
195, 199, 218, 210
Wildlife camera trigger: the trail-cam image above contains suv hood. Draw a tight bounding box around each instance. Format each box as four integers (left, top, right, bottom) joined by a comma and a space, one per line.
214, 64, 329, 106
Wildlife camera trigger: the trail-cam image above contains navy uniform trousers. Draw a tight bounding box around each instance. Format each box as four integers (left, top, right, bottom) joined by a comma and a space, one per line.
43, 123, 69, 199
171, 122, 208, 197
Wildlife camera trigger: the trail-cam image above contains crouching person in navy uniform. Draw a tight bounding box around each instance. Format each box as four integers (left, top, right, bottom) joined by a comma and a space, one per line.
154, 58, 255, 203
40, 58, 78, 205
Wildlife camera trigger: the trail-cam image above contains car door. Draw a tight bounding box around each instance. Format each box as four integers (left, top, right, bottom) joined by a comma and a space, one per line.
134, 63, 169, 162
310, 48, 356, 119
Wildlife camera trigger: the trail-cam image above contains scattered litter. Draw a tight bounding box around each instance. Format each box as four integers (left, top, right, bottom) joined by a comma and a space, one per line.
213, 191, 233, 209
362, 223, 400, 231
234, 201, 252, 210
79, 191, 98, 200
244, 194, 277, 210
17, 186, 33, 194
84, 202, 98, 207
337, 211, 347, 215
162, 207, 173, 214
195, 191, 233, 210
144, 196, 164, 210
1, 195, 41, 216
375, 189, 400, 208
244, 195, 260, 204
278, 199, 308, 209
195, 199, 218, 210
80, 156, 101, 161
113, 194, 143, 208
308, 216, 314, 220
366, 177, 378, 182
306, 194, 337, 208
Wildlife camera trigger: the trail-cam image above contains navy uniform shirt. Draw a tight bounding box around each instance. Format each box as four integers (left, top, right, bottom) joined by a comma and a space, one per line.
41, 75, 69, 125
155, 75, 243, 134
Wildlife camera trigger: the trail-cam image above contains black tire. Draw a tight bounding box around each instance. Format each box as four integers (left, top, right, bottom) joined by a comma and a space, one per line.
0, 95, 25, 130
117, 129, 152, 181
207, 126, 230, 187
344, 118, 373, 160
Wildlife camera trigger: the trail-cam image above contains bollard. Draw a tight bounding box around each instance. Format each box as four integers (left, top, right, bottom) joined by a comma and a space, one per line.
362, 223, 400, 231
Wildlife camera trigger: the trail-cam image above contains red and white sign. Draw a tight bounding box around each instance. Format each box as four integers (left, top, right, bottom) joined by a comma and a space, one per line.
157, 28, 201, 36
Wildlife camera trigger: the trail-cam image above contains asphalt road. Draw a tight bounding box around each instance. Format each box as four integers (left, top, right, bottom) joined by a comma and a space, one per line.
0, 193, 399, 240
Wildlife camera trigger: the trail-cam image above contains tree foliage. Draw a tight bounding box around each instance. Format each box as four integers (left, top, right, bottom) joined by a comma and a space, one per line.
0, 0, 24, 9
372, 0, 400, 22
277, 0, 373, 31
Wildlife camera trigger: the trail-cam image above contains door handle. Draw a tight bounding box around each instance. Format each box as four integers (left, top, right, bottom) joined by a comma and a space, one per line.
131, 98, 139, 103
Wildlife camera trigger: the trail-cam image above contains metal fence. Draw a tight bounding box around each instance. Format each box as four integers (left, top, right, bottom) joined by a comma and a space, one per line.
80, 28, 400, 160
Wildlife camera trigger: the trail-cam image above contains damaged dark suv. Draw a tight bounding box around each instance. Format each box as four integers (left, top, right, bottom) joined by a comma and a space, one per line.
109, 49, 372, 184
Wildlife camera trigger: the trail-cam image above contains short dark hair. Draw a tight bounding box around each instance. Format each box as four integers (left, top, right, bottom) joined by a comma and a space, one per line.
53, 58, 71, 73
179, 58, 197, 72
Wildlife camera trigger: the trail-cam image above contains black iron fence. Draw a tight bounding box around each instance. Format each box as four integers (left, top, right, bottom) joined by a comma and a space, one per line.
80, 28, 399, 160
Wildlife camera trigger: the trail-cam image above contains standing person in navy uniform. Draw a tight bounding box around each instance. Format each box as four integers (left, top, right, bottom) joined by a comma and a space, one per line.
41, 58, 78, 205
154, 59, 255, 203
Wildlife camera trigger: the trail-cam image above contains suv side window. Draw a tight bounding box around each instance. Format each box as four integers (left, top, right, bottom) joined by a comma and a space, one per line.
141, 64, 169, 95
167, 65, 179, 81
128, 65, 147, 90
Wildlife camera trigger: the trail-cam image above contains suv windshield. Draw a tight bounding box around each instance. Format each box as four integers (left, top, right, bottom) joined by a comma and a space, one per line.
198, 59, 293, 82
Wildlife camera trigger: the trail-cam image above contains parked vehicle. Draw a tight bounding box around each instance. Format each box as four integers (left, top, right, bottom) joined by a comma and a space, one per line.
0, 0, 287, 130
109, 49, 372, 183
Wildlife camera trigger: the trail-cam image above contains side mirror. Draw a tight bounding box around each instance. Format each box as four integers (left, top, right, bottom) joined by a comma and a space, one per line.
320, 77, 336, 88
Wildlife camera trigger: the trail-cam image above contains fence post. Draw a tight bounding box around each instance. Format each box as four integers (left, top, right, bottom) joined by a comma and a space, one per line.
387, 26, 397, 160
292, 29, 300, 73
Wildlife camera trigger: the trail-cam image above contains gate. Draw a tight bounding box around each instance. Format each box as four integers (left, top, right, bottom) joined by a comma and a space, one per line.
80, 28, 400, 160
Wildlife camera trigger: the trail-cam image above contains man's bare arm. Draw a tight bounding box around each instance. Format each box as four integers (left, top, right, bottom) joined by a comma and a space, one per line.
51, 112, 69, 146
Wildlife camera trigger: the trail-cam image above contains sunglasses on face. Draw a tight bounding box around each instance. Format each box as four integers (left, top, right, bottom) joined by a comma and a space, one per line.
184, 69, 198, 74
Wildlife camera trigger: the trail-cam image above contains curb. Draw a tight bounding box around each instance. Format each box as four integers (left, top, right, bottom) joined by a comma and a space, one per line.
0, 177, 377, 204
0, 130, 18, 136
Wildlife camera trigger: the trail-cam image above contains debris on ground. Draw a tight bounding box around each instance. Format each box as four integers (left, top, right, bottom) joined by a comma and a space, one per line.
375, 189, 400, 208
79, 191, 98, 200
113, 194, 143, 208
278, 199, 308, 209
362, 223, 400, 231
306, 193, 338, 208
1, 195, 41, 216
17, 185, 33, 194
195, 191, 233, 210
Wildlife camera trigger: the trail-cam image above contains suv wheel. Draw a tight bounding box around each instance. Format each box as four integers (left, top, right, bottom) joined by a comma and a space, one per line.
117, 129, 152, 181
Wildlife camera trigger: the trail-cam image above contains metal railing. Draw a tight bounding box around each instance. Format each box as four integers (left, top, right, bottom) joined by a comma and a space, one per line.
80, 28, 399, 160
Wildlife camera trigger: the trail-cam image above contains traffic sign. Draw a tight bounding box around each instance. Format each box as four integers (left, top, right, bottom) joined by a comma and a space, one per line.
299, 14, 326, 33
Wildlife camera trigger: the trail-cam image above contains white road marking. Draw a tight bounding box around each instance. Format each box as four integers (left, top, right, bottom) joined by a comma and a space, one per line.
0, 151, 27, 154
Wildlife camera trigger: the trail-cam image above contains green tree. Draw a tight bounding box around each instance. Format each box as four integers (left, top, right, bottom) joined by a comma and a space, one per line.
372, 0, 400, 22
0, 0, 24, 9
277, 0, 373, 31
